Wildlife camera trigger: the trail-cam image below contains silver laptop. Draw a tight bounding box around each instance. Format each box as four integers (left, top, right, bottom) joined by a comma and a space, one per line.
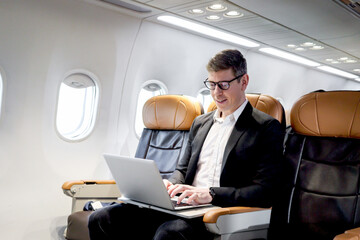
104, 154, 218, 218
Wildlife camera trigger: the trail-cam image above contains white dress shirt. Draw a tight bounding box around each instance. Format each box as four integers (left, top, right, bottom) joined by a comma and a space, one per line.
192, 99, 248, 188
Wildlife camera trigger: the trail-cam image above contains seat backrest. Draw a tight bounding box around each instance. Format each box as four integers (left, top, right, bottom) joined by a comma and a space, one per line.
135, 95, 203, 179
207, 93, 286, 126
270, 91, 360, 240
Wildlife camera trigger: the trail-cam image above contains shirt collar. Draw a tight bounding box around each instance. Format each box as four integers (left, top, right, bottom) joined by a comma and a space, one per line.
213, 99, 248, 123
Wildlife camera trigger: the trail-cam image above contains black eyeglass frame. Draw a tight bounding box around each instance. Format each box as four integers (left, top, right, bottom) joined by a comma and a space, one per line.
203, 73, 245, 90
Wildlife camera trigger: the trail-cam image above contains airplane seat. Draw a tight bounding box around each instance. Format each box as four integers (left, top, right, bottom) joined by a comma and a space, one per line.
135, 94, 203, 179
207, 93, 286, 129
203, 93, 286, 240
268, 90, 360, 240
62, 94, 203, 240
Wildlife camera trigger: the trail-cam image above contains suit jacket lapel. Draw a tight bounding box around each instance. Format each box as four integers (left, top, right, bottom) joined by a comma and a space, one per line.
185, 112, 215, 182
221, 102, 253, 172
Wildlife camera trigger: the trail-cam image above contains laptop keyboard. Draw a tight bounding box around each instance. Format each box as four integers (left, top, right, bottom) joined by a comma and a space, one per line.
171, 200, 192, 207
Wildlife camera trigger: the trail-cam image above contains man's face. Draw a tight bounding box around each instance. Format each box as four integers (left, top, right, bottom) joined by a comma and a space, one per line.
208, 68, 248, 118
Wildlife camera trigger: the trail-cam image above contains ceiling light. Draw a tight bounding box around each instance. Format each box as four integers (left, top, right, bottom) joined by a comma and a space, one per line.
206, 15, 221, 20
224, 11, 243, 18
345, 59, 357, 63
188, 9, 204, 14
310, 45, 324, 50
325, 59, 333, 61
331, 61, 340, 64
157, 15, 259, 48
206, 4, 227, 12
259, 47, 320, 67
353, 69, 360, 72
355, 78, 360, 82
317, 66, 359, 79
101, 0, 151, 13
295, 47, 306, 51
287, 44, 297, 48
339, 57, 348, 61
301, 42, 316, 47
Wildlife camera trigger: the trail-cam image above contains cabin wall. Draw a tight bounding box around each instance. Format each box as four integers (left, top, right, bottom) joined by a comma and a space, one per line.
0, 0, 141, 239
0, 0, 358, 239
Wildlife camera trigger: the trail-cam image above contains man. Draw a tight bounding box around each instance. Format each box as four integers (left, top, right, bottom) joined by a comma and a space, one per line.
88, 49, 284, 240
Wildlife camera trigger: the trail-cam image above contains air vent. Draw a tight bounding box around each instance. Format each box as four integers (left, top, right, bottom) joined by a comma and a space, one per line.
100, 0, 151, 13
333, 0, 360, 17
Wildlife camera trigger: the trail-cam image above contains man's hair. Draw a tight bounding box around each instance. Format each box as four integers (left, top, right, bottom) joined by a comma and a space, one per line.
206, 49, 247, 77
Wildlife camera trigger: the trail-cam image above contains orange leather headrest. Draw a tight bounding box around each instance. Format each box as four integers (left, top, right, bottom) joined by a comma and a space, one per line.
207, 93, 284, 123
143, 95, 203, 130
291, 91, 360, 139
207, 101, 217, 113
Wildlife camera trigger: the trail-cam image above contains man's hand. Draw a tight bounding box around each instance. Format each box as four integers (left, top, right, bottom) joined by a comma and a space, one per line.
167, 184, 213, 205
163, 179, 173, 190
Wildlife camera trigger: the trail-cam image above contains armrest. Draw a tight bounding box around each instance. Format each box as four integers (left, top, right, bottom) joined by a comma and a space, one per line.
204, 206, 271, 236
62, 180, 116, 190
62, 180, 121, 213
62, 180, 118, 197
334, 227, 360, 240
203, 206, 267, 223
62, 180, 116, 196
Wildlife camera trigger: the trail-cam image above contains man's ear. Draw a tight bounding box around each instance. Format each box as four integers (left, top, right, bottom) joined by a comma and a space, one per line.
241, 74, 249, 91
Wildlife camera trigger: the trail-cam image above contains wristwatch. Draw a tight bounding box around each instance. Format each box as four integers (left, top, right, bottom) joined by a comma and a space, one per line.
209, 187, 216, 201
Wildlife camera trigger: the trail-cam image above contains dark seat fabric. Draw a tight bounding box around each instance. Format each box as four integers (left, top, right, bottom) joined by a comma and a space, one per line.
271, 129, 360, 240
135, 129, 189, 179
269, 90, 360, 240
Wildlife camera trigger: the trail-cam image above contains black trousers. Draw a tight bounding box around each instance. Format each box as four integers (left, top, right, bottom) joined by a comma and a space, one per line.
88, 203, 214, 240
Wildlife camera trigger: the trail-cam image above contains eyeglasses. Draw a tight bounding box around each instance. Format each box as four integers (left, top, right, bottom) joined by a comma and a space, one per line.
203, 74, 244, 90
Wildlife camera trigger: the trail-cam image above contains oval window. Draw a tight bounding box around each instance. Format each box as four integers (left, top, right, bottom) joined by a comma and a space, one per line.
56, 70, 99, 141
135, 80, 168, 137
197, 88, 212, 113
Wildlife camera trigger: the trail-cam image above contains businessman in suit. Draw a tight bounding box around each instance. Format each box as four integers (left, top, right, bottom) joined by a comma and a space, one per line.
88, 49, 284, 240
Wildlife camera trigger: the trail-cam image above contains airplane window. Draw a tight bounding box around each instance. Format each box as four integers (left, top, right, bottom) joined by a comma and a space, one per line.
56, 71, 99, 141
197, 88, 212, 112
135, 80, 168, 138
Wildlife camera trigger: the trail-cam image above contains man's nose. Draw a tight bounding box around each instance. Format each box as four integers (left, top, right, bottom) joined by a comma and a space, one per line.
213, 84, 223, 94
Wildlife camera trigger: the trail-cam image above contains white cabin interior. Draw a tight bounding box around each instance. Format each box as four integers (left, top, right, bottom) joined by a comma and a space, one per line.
0, 0, 359, 239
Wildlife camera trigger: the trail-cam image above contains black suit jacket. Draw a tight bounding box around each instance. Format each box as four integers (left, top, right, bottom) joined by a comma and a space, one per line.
168, 102, 284, 208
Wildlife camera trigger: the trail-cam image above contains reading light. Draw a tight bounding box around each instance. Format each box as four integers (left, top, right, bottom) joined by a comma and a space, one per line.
224, 11, 243, 18
295, 47, 306, 51
317, 66, 359, 79
207, 4, 227, 12
345, 59, 357, 63
301, 42, 315, 47
157, 15, 259, 48
206, 15, 221, 20
259, 48, 320, 67
310, 45, 324, 50
189, 9, 204, 14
